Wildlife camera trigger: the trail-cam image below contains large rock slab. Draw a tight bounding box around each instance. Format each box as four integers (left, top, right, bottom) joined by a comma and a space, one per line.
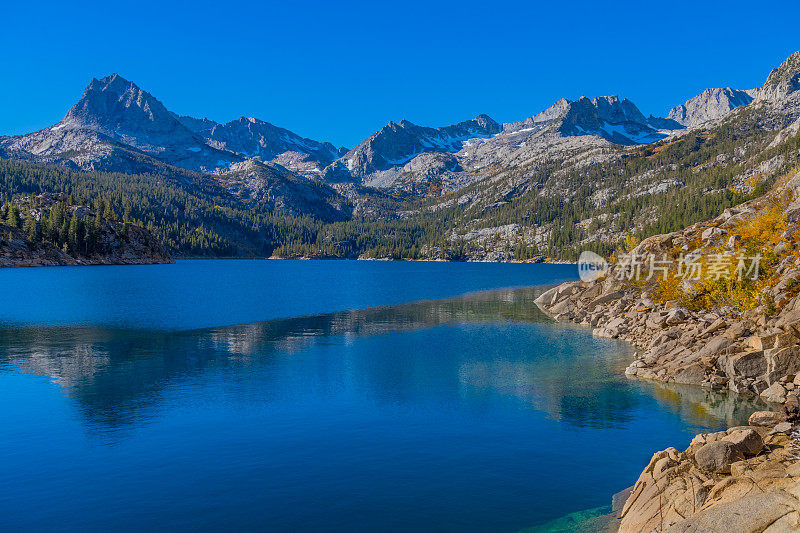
586, 290, 624, 310
663, 492, 800, 532
783, 394, 800, 421
748, 410, 783, 427
533, 286, 560, 306
673, 363, 707, 384
765, 346, 800, 384
722, 428, 764, 456
697, 335, 734, 359
761, 382, 788, 403
718, 350, 766, 379
695, 441, 744, 473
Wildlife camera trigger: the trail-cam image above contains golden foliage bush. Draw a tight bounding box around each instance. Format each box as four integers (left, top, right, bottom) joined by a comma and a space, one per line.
650, 197, 791, 311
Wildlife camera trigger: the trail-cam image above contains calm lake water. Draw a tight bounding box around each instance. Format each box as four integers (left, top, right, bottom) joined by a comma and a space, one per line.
0, 260, 764, 532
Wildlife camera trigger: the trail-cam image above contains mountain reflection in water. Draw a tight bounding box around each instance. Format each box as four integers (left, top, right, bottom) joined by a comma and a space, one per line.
0, 288, 763, 436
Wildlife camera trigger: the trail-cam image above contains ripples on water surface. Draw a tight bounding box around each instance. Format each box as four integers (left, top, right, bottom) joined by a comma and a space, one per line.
0, 261, 765, 532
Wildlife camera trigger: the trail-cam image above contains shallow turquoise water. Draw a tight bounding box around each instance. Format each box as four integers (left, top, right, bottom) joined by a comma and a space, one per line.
0, 260, 763, 532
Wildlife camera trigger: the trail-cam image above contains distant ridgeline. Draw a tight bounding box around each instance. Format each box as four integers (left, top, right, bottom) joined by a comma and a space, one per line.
0, 122, 790, 262
1, 52, 800, 261
0, 190, 171, 266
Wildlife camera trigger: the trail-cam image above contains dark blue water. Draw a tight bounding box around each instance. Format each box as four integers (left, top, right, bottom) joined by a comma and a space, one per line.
0, 261, 764, 532
0, 259, 576, 330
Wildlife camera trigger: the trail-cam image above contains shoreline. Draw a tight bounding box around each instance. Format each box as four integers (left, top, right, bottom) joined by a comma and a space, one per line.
535, 276, 800, 531
1, 255, 579, 267
0, 256, 577, 268
179, 255, 578, 264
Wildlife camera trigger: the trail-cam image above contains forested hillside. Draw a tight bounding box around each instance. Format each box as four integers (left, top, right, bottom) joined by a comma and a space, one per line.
1, 107, 796, 261
2, 53, 799, 261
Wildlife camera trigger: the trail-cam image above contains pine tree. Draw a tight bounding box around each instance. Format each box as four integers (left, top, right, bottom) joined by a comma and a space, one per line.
103, 199, 115, 221
48, 202, 66, 243
23, 211, 37, 242
68, 214, 81, 254
5, 203, 20, 228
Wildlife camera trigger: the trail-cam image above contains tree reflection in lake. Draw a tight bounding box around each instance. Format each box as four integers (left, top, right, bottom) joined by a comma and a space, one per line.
0, 288, 764, 437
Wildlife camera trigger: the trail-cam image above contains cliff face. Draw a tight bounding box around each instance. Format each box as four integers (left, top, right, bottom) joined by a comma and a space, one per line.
0, 220, 172, 267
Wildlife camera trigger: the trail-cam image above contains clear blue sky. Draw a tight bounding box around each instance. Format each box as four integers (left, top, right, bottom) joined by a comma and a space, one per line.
2, 0, 799, 148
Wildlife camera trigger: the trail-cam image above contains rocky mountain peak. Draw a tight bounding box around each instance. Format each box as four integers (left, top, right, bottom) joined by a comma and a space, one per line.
502, 95, 670, 144
667, 88, 755, 127
175, 113, 344, 175
65, 74, 178, 132
757, 51, 800, 102
322, 115, 501, 181
56, 73, 208, 158
555, 95, 671, 144
503, 99, 571, 133
472, 114, 501, 131
589, 95, 648, 124
764, 51, 800, 86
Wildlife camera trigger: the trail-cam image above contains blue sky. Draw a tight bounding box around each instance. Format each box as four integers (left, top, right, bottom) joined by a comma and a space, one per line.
2, 0, 799, 148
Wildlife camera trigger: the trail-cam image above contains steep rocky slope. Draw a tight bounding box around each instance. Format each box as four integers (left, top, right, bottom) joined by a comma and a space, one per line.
535, 157, 800, 399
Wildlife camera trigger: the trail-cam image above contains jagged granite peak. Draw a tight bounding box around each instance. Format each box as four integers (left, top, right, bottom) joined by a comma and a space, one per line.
174, 114, 346, 175
503, 95, 679, 145
322, 115, 501, 180
666, 88, 755, 127
0, 73, 244, 174
589, 95, 649, 125
757, 51, 800, 102
61, 73, 201, 148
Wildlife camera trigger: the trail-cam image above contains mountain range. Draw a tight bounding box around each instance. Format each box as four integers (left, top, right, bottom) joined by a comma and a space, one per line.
2, 51, 800, 259
0, 69, 736, 183
0, 66, 774, 191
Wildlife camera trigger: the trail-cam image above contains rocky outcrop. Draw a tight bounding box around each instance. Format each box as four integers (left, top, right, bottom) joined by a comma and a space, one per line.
536, 165, 800, 401
219, 159, 352, 221
757, 51, 800, 102
0, 220, 171, 267
617, 414, 800, 532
